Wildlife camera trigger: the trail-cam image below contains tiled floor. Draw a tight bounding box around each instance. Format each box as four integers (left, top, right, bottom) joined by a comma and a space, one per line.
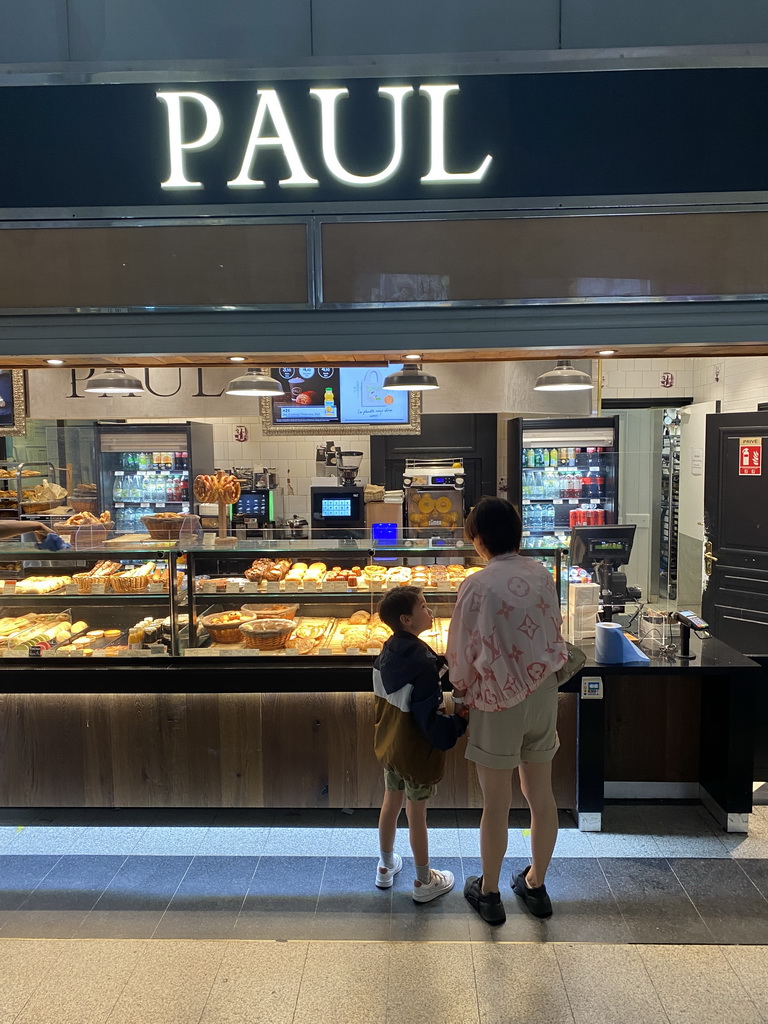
2, 804, 768, 1021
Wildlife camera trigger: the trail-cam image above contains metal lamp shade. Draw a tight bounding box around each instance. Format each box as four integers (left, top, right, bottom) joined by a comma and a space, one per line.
383, 364, 439, 391
533, 361, 593, 391
225, 368, 284, 397
84, 368, 145, 394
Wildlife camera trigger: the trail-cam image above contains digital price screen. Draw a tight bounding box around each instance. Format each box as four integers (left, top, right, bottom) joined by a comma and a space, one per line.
270, 366, 409, 426
321, 497, 353, 517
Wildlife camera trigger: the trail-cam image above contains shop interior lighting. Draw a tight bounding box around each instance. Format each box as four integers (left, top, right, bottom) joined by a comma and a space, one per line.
225, 367, 285, 397
383, 363, 439, 391
598, 350, 616, 356
228, 356, 246, 362
45, 358, 65, 365
404, 353, 422, 360
84, 368, 146, 394
533, 360, 593, 392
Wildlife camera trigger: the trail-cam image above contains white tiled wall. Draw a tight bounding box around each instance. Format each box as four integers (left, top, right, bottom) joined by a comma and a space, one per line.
598, 357, 694, 401
691, 355, 768, 411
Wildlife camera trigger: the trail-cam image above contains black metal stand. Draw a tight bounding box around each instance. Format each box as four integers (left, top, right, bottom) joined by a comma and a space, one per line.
678, 622, 696, 660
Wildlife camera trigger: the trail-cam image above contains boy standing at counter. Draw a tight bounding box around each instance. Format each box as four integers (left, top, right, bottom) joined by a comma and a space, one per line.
373, 585, 468, 902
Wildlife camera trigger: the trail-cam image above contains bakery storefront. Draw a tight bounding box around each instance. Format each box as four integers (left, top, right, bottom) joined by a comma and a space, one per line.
0, 58, 765, 826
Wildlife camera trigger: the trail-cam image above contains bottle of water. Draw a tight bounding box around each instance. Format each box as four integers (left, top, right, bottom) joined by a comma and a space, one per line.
546, 504, 555, 531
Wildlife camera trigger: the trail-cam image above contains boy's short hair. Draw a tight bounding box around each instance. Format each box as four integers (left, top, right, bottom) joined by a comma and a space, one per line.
464, 497, 523, 556
378, 585, 423, 632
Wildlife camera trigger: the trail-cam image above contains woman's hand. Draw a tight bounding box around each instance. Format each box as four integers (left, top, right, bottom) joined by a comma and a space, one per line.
32, 521, 56, 541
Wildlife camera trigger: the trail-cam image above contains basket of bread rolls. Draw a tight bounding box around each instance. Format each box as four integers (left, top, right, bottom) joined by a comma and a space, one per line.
239, 617, 296, 651
58, 509, 113, 546
200, 610, 258, 644
109, 561, 156, 593
140, 512, 201, 541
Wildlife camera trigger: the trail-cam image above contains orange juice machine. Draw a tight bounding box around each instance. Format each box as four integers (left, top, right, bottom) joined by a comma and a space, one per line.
402, 459, 465, 537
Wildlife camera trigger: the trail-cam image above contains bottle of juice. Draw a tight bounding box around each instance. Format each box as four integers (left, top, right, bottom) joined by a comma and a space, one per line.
324, 387, 336, 416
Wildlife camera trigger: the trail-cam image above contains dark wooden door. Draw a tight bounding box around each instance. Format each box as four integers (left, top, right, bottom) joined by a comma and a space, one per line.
702, 412, 768, 657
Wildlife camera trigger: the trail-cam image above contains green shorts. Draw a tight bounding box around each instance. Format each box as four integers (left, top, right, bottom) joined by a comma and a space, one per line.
383, 768, 436, 802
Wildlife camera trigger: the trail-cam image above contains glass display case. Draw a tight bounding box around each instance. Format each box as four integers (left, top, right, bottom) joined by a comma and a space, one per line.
0, 537, 566, 663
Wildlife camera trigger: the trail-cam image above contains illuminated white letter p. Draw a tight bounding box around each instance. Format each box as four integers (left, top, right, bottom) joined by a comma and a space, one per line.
157, 91, 223, 190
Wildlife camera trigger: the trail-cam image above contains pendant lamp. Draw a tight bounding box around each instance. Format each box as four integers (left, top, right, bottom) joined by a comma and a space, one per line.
533, 361, 593, 392
225, 367, 285, 397
382, 364, 439, 391
84, 368, 145, 394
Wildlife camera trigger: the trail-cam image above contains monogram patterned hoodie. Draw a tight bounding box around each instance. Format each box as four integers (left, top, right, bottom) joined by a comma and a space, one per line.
446, 553, 568, 712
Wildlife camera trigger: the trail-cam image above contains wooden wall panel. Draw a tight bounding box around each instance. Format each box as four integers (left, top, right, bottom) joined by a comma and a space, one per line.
605, 677, 701, 782
0, 690, 577, 809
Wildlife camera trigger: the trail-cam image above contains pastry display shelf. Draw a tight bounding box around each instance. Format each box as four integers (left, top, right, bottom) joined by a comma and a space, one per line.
0, 591, 173, 600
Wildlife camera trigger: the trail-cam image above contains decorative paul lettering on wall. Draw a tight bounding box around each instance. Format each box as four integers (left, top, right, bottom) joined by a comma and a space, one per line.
4, 68, 768, 210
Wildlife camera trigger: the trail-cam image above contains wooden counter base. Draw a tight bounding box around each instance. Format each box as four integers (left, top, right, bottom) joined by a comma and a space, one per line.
0, 691, 577, 809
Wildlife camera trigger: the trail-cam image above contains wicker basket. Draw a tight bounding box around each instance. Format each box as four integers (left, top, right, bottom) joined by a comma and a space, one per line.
69, 498, 98, 513
240, 617, 296, 651
200, 613, 257, 644
241, 603, 299, 620
141, 514, 201, 541
22, 500, 62, 514
73, 572, 96, 594
109, 574, 150, 593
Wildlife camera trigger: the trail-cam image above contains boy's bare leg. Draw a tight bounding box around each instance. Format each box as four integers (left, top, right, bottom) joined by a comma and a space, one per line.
476, 764, 514, 893
378, 789, 405, 854
518, 760, 558, 887
405, 797, 429, 867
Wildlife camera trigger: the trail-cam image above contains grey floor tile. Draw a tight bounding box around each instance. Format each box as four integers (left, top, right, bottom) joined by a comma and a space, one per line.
0, 855, 61, 910
3, 826, 84, 855
131, 827, 210, 857
89, 855, 192, 912
76, 910, 166, 939
550, 827, 595, 857
395, 826, 461, 858
386, 942, 479, 1024
106, 940, 226, 1024
211, 808, 276, 827
91, 809, 158, 827
235, 856, 324, 940
636, 803, 722, 835
151, 856, 259, 939
195, 827, 270, 857
472, 943, 575, 1024
273, 808, 337, 828
639, 944, 764, 1024
554, 942, 668, 1024
293, 941, 390, 1024
586, 831, 662, 858
327, 827, 382, 857
261, 827, 333, 857
153, 910, 241, 940
721, 946, 768, 1018
315, 856, 391, 941
66, 827, 148, 856
462, 857, 545, 941
391, 858, 470, 942
650, 834, 732, 858
457, 827, 528, 859
600, 858, 712, 944
15, 938, 144, 1024
670, 858, 768, 944
148, 810, 218, 827
736, 858, 768, 900
19, 855, 125, 911
536, 859, 631, 943
0, 938, 67, 1022
199, 940, 308, 1024
332, 807, 382, 829
0, 909, 95, 939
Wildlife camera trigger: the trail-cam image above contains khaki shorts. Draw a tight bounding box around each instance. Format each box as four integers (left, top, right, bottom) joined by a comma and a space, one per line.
465, 672, 560, 770
383, 768, 436, 802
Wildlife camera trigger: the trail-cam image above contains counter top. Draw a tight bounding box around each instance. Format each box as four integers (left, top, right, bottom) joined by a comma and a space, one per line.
580, 634, 761, 675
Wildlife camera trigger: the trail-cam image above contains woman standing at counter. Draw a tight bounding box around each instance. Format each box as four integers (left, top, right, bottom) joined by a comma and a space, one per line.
446, 498, 567, 924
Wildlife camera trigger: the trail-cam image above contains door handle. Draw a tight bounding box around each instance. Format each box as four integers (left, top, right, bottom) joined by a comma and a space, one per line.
704, 541, 719, 577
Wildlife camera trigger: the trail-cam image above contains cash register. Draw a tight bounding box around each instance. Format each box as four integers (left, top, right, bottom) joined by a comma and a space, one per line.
569, 524, 642, 621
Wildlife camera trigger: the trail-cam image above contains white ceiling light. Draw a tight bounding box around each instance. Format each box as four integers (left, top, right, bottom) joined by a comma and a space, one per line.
84, 368, 145, 394
225, 367, 285, 397
383, 364, 439, 391
533, 361, 593, 392
597, 350, 616, 356
45, 358, 65, 366
404, 353, 422, 361
228, 356, 246, 362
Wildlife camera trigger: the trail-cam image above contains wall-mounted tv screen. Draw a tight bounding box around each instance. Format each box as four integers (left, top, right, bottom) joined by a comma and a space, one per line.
263, 365, 418, 435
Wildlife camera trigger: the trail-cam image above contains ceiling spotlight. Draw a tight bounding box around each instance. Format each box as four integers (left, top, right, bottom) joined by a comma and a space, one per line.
533, 361, 593, 392
383, 364, 439, 391
225, 367, 285, 397
84, 368, 145, 394
228, 356, 246, 362
404, 354, 422, 361
597, 350, 616, 356
45, 359, 65, 365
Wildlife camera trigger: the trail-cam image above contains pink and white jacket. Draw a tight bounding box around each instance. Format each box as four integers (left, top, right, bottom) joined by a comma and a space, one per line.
446, 553, 568, 712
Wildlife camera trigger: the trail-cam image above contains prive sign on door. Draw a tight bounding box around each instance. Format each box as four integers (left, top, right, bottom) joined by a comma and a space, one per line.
157, 84, 492, 191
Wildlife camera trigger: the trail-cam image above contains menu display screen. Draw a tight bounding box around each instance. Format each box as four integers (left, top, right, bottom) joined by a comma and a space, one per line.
270, 366, 409, 426
321, 497, 353, 517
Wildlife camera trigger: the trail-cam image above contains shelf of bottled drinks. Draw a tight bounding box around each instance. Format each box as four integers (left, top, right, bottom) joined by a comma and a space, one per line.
110, 451, 190, 533
521, 445, 612, 536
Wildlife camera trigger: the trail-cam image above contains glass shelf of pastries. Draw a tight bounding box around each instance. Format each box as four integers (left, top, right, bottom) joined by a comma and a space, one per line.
182, 536, 566, 659
0, 538, 184, 659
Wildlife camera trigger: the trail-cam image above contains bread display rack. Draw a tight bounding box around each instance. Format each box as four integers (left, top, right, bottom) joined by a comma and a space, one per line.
0, 460, 66, 518
193, 471, 241, 545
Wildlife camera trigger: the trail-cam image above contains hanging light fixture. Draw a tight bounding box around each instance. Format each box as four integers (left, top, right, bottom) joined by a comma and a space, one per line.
383, 363, 439, 391
533, 360, 593, 392
225, 367, 284, 397
84, 368, 145, 394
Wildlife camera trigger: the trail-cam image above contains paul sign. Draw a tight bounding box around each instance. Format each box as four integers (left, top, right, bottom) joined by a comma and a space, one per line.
157, 84, 492, 191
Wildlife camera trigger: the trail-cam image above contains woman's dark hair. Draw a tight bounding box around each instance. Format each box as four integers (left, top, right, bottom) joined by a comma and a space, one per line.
464, 497, 522, 556
378, 585, 423, 631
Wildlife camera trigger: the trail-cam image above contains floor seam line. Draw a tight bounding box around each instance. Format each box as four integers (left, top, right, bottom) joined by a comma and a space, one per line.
665, 856, 722, 942
148, 854, 198, 939
289, 939, 313, 1024
551, 942, 578, 1024
632, 942, 674, 1024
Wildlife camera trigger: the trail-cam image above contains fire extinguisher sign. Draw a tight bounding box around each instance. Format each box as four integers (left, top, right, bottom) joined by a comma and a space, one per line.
739, 437, 762, 476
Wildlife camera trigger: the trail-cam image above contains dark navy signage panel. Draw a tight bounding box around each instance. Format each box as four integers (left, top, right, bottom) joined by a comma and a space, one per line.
1, 68, 767, 209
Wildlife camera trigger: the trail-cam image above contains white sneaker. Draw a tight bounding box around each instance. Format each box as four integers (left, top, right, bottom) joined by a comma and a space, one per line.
412, 868, 455, 903
375, 853, 403, 889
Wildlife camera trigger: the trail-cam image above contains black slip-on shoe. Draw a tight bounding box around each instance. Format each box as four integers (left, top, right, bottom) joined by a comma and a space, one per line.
464, 875, 506, 925
512, 866, 553, 919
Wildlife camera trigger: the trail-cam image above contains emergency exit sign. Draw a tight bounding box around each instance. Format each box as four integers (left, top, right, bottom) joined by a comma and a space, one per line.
739, 436, 762, 476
